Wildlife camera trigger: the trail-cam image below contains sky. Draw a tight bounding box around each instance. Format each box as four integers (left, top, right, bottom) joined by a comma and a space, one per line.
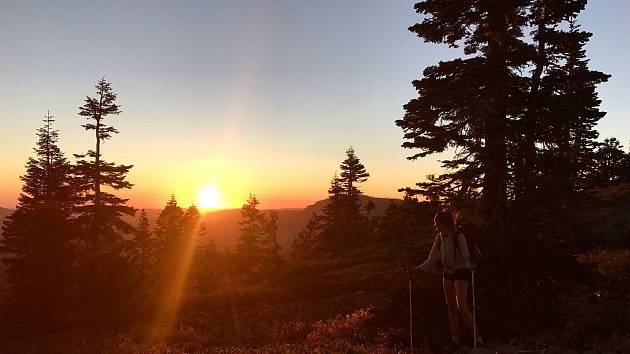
1, 0, 628, 210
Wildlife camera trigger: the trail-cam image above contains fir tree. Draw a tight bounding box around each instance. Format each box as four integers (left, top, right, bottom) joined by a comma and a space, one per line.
0, 112, 78, 325
398, 0, 532, 229
130, 209, 155, 292
297, 148, 372, 254
519, 9, 609, 199
192, 229, 219, 294
259, 210, 283, 277
339, 147, 370, 198
74, 78, 135, 241
235, 194, 264, 274
73, 78, 135, 320
291, 212, 324, 259
234, 194, 282, 277
587, 138, 630, 187
154, 195, 185, 287
333, 148, 370, 249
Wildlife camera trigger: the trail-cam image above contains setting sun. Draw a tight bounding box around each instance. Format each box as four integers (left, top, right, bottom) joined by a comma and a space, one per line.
197, 184, 222, 209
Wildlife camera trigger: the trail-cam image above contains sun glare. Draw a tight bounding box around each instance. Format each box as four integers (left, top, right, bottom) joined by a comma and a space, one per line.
197, 184, 222, 209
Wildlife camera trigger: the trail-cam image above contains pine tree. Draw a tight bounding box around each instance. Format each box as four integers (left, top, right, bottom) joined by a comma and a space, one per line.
73, 78, 135, 320
235, 194, 264, 274
334, 148, 370, 249
259, 210, 282, 277
297, 148, 372, 254
234, 194, 282, 277
397, 1, 532, 229
518, 6, 609, 199
192, 223, 210, 292
74, 78, 135, 240
291, 212, 324, 259
154, 195, 185, 287
130, 209, 155, 292
235, 194, 261, 272
339, 147, 370, 198
192, 228, 219, 294
0, 112, 78, 325
586, 138, 630, 187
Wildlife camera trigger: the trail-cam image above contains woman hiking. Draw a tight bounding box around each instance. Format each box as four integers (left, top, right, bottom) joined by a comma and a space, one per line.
418, 209, 483, 352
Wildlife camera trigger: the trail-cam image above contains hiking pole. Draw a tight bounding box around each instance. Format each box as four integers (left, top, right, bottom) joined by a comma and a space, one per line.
409, 276, 413, 352
472, 270, 477, 349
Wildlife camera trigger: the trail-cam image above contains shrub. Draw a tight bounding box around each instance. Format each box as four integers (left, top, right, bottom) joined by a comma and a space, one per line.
559, 249, 630, 350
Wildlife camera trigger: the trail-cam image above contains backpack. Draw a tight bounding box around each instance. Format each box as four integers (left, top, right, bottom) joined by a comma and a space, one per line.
454, 224, 483, 267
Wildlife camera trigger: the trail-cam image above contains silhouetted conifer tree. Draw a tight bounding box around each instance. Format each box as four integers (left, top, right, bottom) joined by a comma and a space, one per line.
295, 148, 371, 254
398, 1, 608, 234
235, 194, 263, 273
154, 195, 185, 288
290, 213, 324, 259
130, 209, 155, 292
235, 194, 281, 277
0, 112, 78, 326
259, 210, 283, 277
398, 1, 534, 230
73, 78, 135, 321
519, 9, 609, 199
339, 147, 370, 198
192, 227, 219, 294
586, 138, 630, 187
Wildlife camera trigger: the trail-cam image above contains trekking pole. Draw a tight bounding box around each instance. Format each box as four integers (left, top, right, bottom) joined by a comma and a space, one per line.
409, 276, 413, 352
472, 270, 477, 349
408, 269, 413, 353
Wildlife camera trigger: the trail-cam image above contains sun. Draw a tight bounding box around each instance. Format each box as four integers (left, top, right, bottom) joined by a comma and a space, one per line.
197, 184, 223, 209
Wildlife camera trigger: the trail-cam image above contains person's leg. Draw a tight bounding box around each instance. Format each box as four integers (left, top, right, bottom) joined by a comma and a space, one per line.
443, 278, 460, 343
454, 279, 482, 342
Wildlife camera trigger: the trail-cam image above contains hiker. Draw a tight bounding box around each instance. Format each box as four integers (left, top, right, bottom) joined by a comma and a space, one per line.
417, 209, 483, 351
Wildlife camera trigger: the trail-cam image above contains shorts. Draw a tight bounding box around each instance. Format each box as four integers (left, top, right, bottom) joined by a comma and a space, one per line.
443, 268, 471, 282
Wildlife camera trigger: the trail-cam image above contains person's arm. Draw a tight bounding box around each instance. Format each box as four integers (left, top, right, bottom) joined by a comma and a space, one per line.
457, 232, 472, 270
417, 236, 440, 272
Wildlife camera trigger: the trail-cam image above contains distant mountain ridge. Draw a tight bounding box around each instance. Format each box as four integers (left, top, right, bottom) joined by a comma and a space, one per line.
131, 195, 400, 251
0, 196, 401, 251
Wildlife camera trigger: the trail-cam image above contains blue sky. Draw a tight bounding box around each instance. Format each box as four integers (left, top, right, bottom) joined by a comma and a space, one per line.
0, 0, 628, 209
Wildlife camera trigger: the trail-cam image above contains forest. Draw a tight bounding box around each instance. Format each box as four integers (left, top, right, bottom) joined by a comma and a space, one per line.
2, 1, 630, 353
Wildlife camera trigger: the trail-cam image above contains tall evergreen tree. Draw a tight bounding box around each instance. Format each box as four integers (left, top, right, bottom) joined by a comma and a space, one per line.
130, 209, 155, 292
334, 148, 370, 249
235, 194, 263, 273
259, 210, 283, 277
398, 1, 608, 232
519, 7, 609, 199
0, 112, 78, 325
397, 0, 531, 230
339, 147, 370, 198
192, 229, 220, 294
294, 148, 371, 255
73, 78, 136, 320
586, 138, 630, 187
291, 212, 324, 259
234, 194, 282, 277
154, 195, 185, 288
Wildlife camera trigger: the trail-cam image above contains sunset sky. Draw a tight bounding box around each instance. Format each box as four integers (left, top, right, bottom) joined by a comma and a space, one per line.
1, 0, 628, 210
